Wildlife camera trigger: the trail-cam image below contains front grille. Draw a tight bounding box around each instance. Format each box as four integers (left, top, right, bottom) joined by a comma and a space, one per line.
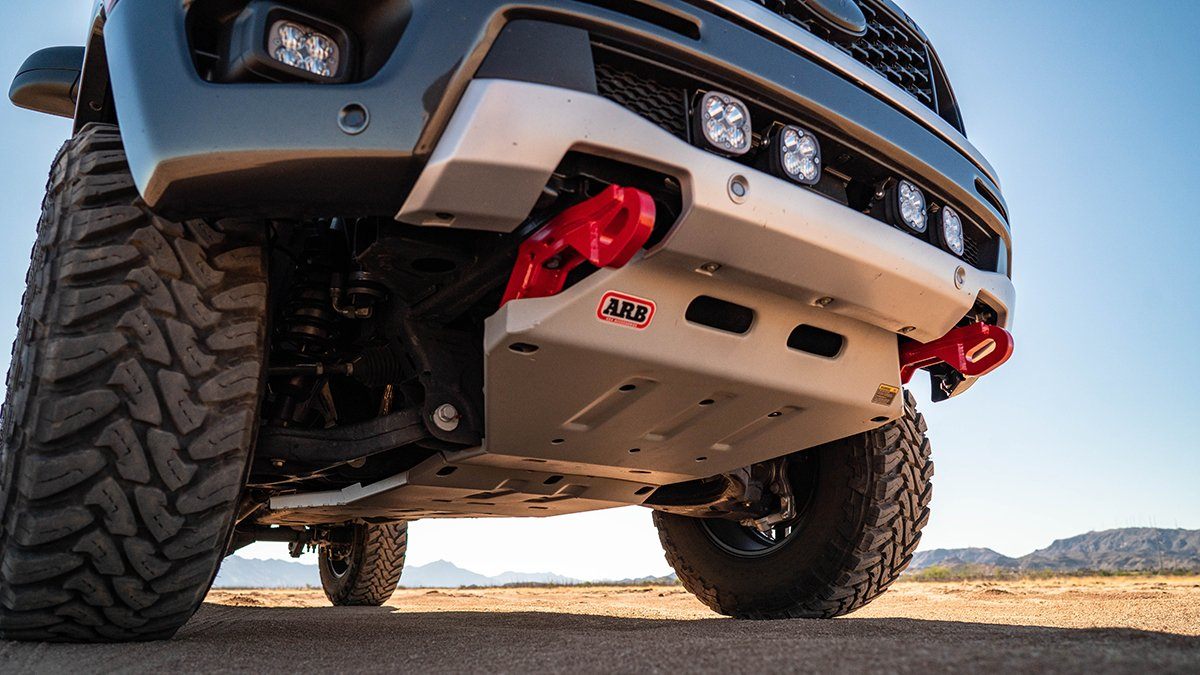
748, 1, 936, 111
595, 63, 688, 139
592, 49, 997, 272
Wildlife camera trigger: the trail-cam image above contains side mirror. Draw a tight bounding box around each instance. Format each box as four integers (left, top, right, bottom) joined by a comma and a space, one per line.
10, 46, 85, 118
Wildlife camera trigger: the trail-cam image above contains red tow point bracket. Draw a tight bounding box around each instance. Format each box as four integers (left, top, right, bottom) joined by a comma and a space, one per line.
501, 185, 656, 306
899, 323, 1014, 384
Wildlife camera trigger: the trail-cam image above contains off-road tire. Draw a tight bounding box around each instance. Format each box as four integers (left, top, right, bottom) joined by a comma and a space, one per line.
0, 123, 268, 642
318, 522, 407, 607
654, 390, 933, 619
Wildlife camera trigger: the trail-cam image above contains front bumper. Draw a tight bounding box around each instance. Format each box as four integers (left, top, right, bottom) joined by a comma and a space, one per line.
103, 0, 1011, 262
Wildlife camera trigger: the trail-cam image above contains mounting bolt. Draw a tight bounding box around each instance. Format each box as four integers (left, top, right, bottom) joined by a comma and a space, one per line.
433, 404, 461, 432
697, 262, 722, 276
814, 296, 834, 308
271, 460, 285, 469
899, 326, 917, 334
727, 174, 749, 204
954, 266, 967, 289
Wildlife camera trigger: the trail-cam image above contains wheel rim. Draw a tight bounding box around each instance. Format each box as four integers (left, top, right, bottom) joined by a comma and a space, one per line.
701, 453, 818, 558
702, 519, 799, 558
327, 554, 351, 578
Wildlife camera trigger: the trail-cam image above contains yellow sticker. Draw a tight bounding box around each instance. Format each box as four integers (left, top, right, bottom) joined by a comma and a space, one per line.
872, 384, 900, 406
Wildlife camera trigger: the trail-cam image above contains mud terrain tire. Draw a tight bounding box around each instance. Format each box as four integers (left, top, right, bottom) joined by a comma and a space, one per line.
0, 124, 268, 642
319, 522, 407, 607
654, 390, 933, 619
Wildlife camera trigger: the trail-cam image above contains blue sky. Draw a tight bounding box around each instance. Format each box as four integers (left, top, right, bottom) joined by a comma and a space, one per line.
0, 1, 1196, 579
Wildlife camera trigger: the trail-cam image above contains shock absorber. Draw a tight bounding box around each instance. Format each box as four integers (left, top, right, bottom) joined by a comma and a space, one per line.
272, 230, 343, 426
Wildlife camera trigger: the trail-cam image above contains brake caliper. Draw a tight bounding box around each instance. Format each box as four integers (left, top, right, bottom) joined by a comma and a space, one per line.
501, 185, 656, 306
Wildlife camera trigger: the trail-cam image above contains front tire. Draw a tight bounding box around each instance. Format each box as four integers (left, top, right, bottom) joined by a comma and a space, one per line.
654, 390, 933, 619
318, 522, 407, 607
0, 124, 269, 642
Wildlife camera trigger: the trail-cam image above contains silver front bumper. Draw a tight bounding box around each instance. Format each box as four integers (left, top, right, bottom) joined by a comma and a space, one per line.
268, 78, 1015, 521
399, 79, 1015, 341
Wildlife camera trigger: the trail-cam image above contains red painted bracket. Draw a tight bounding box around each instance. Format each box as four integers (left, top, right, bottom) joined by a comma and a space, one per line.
501, 185, 656, 306
900, 323, 1014, 384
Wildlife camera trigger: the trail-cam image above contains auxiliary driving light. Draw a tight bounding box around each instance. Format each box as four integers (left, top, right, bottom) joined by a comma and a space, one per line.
696, 91, 752, 156
270, 20, 340, 78
771, 125, 821, 185
939, 205, 966, 256
888, 179, 928, 233
218, 2, 352, 83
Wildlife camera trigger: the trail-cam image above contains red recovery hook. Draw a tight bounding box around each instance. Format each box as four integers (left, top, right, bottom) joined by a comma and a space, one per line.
501, 185, 656, 306
899, 322, 1014, 384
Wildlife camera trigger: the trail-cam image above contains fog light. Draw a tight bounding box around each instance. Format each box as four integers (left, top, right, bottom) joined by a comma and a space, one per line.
889, 179, 927, 233
771, 125, 821, 185
940, 206, 965, 256
270, 21, 340, 78
696, 91, 752, 156
217, 2, 352, 84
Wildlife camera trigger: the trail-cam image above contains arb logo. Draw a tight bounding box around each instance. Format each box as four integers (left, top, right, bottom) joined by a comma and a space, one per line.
597, 291, 655, 330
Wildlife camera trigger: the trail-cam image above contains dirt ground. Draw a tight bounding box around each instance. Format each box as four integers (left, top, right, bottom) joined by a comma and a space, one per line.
2, 576, 1197, 673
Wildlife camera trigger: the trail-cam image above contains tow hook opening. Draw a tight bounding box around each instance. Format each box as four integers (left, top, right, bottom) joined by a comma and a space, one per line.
900, 323, 1014, 401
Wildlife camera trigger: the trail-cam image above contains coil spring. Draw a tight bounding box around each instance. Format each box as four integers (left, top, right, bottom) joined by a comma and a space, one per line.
279, 283, 338, 359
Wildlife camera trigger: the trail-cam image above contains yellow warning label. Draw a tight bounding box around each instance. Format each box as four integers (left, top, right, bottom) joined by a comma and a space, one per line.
872, 384, 900, 406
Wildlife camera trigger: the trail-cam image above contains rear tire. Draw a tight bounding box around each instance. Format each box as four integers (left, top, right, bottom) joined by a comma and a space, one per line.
318, 522, 407, 607
654, 390, 933, 619
0, 124, 269, 642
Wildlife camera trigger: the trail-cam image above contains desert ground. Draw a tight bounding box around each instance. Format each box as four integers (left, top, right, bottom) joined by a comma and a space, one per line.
1, 576, 1197, 673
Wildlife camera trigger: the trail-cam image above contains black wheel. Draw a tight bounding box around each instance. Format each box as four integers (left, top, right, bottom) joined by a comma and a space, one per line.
0, 124, 269, 642
654, 390, 933, 619
318, 522, 407, 607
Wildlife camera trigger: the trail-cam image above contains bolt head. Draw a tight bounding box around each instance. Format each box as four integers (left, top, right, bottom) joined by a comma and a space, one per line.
433, 404, 461, 431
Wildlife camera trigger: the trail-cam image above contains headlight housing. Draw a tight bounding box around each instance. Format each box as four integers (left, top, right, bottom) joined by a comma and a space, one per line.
695, 91, 753, 156
218, 1, 353, 83
770, 125, 821, 185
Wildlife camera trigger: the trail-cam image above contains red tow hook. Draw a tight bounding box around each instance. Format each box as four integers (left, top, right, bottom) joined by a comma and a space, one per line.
501, 185, 656, 306
899, 323, 1014, 385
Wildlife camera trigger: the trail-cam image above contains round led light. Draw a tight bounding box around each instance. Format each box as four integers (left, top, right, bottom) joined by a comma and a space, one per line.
895, 180, 927, 232
941, 206, 965, 256
697, 92, 752, 156
775, 125, 822, 185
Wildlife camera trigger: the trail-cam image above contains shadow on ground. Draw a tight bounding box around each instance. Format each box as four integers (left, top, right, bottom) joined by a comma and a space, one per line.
2, 604, 1197, 673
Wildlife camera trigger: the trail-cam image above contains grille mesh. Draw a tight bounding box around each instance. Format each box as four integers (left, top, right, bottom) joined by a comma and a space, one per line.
750, 0, 937, 110
595, 62, 688, 139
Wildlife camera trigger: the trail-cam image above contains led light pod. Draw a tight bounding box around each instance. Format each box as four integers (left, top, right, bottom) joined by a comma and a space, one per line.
270, 20, 340, 78
888, 179, 928, 233
940, 205, 966, 256
217, 1, 353, 84
696, 91, 753, 156
771, 125, 822, 185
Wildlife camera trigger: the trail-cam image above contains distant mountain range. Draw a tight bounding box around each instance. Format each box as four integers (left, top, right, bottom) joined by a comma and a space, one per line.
909, 528, 1200, 572
215, 527, 1199, 588
215, 557, 657, 589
